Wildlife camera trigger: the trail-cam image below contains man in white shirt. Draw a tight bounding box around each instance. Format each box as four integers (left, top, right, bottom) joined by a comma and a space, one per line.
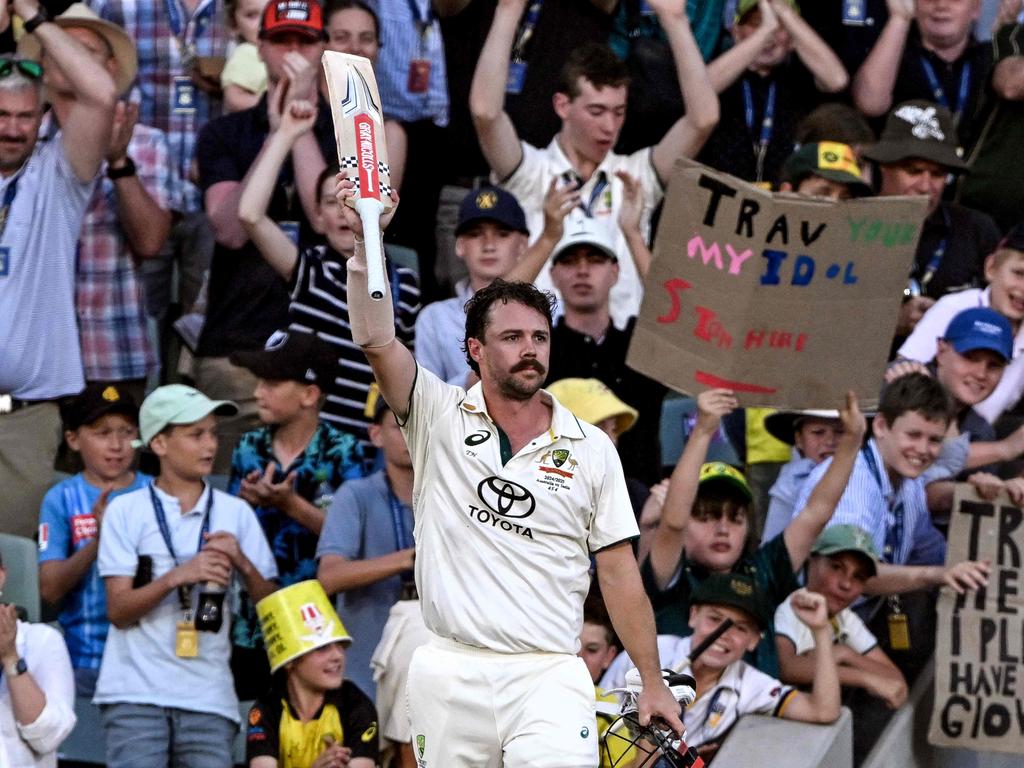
468, 0, 717, 325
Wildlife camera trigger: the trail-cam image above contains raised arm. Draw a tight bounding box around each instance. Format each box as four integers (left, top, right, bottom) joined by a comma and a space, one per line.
852, 0, 915, 117
616, 170, 652, 278
237, 99, 316, 280
707, 0, 780, 92
280, 55, 328, 224
504, 179, 579, 283
648, 388, 738, 590
772, 0, 848, 92
783, 392, 866, 569
337, 179, 417, 420
469, 0, 526, 180
649, 0, 720, 180
17, 0, 116, 181
774, 590, 841, 723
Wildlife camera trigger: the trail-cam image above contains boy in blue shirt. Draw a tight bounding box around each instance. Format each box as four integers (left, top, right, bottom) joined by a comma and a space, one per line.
37, 383, 151, 696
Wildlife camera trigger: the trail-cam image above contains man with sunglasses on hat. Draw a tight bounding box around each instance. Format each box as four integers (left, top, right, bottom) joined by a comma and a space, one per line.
0, 0, 117, 542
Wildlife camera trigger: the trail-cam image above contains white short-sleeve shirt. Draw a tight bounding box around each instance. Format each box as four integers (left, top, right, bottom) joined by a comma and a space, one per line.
499, 138, 663, 326
774, 593, 877, 656
94, 483, 277, 722
401, 364, 639, 654
899, 287, 1024, 423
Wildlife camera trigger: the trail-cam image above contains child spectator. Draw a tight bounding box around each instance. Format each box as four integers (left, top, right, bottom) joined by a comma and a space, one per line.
644, 388, 865, 676
777, 141, 873, 200
760, 408, 844, 543
93, 385, 278, 768
897, 228, 1024, 424
37, 384, 151, 697
228, 330, 364, 698
701, 0, 848, 184
603, 574, 841, 763
237, 100, 419, 457
775, 525, 906, 762
247, 580, 377, 768
222, 0, 269, 112
317, 399, 414, 700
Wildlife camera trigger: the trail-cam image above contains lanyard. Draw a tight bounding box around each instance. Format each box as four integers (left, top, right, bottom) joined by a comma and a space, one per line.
406, 0, 433, 37
150, 483, 213, 609
742, 79, 776, 183
566, 170, 609, 216
0, 169, 23, 242
860, 445, 904, 562
920, 206, 952, 289
511, 0, 544, 62
919, 56, 971, 122
386, 482, 413, 551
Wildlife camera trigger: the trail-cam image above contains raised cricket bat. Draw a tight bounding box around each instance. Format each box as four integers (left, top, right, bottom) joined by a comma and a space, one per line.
322, 51, 394, 300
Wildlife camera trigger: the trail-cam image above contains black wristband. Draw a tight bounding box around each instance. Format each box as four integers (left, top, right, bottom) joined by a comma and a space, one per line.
107, 156, 136, 180
23, 9, 49, 34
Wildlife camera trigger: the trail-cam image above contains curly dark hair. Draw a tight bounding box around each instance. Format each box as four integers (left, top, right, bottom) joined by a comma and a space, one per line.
462, 280, 554, 375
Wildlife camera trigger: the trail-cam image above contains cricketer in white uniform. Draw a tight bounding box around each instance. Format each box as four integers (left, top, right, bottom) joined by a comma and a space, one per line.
341, 200, 682, 767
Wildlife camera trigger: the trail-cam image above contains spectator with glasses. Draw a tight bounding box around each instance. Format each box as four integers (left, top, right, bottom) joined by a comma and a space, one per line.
0, 0, 117, 543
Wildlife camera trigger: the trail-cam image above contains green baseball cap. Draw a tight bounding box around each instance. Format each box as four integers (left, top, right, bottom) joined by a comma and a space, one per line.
692, 573, 771, 629
133, 384, 238, 448
780, 142, 872, 197
698, 462, 753, 503
811, 525, 879, 577
735, 0, 798, 22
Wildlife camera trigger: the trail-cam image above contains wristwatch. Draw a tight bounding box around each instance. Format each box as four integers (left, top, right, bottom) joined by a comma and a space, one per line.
4, 657, 27, 677
23, 8, 49, 34
107, 156, 136, 180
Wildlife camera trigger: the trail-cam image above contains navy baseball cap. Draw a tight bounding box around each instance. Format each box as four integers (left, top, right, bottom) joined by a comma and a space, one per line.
943, 307, 1014, 362
998, 223, 1024, 253
455, 187, 529, 236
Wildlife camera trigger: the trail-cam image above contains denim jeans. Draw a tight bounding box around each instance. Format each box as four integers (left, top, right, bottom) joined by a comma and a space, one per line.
101, 702, 237, 768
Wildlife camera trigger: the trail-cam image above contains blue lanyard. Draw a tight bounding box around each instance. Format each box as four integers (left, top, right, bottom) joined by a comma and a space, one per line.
921, 206, 952, 288
742, 78, 776, 182
0, 169, 23, 242
406, 0, 434, 34
511, 0, 544, 61
386, 482, 413, 551
570, 171, 609, 216
149, 482, 213, 567
919, 56, 971, 121
860, 446, 904, 562
165, 0, 183, 37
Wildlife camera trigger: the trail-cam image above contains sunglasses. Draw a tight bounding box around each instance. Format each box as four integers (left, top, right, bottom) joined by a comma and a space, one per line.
0, 59, 43, 80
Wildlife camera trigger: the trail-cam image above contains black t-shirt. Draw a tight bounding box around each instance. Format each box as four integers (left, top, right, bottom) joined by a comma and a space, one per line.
439, 0, 613, 182
698, 57, 822, 184
912, 202, 1001, 299
799, 0, 889, 76
246, 680, 379, 765
195, 93, 337, 356
892, 32, 993, 151
548, 316, 667, 486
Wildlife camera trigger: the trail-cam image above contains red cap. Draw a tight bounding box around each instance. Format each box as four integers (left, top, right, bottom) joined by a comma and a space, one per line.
260, 0, 326, 40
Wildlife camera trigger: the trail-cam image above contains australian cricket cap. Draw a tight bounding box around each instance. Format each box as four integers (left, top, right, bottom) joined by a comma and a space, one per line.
134, 384, 238, 448
698, 462, 753, 503
691, 573, 772, 629
811, 524, 880, 577
455, 186, 529, 236
780, 142, 872, 197
61, 382, 139, 432
861, 100, 968, 172
260, 0, 326, 41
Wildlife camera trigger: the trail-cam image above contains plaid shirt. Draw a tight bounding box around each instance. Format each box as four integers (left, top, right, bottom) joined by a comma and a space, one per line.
77, 123, 174, 381
90, 0, 230, 212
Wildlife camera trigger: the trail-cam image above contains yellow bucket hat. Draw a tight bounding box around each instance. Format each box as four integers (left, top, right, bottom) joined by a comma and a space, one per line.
256, 581, 351, 673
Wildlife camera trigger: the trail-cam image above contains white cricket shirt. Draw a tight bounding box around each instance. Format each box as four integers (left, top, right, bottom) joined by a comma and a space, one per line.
401, 365, 640, 655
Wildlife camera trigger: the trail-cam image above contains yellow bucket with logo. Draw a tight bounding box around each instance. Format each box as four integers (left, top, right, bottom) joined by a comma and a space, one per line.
256, 580, 351, 673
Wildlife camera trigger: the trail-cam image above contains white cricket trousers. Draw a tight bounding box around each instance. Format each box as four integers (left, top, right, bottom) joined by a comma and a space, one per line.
406, 634, 599, 767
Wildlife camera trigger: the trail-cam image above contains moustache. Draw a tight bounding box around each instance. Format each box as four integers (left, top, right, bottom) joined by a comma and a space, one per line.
511, 360, 545, 374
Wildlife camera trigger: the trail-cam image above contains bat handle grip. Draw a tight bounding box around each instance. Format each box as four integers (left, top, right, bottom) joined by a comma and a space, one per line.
355, 197, 387, 301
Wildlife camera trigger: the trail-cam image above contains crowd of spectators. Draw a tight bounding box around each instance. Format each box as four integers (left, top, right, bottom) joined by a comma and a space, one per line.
2, 0, 1024, 766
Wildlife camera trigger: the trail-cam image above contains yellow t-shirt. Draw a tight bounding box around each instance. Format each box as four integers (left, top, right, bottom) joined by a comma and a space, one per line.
221, 41, 267, 96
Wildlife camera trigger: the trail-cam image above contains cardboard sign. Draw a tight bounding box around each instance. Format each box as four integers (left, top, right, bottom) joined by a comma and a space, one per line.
627, 160, 928, 409
928, 486, 1024, 754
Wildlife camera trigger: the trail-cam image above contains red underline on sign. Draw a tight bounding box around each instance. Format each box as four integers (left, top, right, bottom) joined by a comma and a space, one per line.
695, 371, 778, 394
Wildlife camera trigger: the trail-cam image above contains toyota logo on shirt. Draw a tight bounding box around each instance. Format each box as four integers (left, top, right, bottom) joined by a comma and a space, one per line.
477, 476, 536, 519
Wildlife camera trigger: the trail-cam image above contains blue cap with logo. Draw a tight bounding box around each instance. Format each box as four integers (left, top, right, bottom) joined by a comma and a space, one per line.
943, 307, 1014, 362
455, 186, 528, 236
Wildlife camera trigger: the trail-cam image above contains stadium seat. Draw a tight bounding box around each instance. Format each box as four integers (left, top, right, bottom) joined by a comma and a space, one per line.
0, 533, 40, 622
